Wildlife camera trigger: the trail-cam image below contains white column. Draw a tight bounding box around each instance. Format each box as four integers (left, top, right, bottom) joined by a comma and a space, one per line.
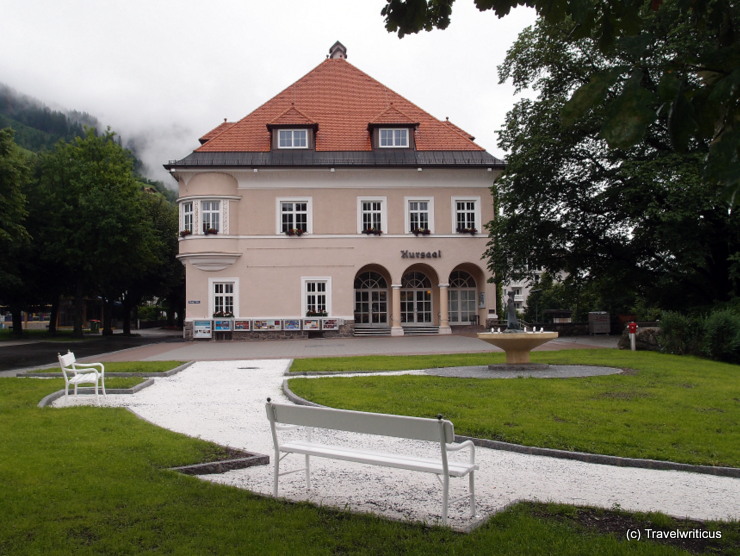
438, 283, 451, 334
391, 284, 404, 336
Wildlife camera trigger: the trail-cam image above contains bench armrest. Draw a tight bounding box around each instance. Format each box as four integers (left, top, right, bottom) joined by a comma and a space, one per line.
446, 439, 476, 465
73, 362, 105, 374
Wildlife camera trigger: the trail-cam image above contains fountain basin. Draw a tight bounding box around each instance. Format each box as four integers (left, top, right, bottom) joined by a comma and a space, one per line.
477, 332, 559, 365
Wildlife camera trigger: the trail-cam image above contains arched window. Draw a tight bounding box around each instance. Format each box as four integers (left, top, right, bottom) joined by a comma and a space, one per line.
354, 272, 388, 325
400, 271, 432, 324
449, 271, 477, 324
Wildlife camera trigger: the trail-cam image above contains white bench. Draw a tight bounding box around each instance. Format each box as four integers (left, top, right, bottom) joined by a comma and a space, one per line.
265, 399, 478, 524
57, 350, 106, 401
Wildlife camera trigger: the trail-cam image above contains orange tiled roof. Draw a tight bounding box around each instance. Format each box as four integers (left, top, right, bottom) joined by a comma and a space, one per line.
198, 121, 235, 144
197, 58, 485, 153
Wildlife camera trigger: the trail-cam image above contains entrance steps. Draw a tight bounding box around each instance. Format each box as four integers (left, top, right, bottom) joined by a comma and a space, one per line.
353, 327, 392, 337
402, 326, 440, 336
353, 326, 441, 336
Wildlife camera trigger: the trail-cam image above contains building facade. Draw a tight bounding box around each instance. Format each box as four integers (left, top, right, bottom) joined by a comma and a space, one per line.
166, 42, 505, 339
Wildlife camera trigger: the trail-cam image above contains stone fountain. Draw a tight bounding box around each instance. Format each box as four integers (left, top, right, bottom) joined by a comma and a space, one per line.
477, 291, 558, 369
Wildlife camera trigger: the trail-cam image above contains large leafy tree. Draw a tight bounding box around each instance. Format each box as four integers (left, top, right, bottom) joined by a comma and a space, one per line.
34, 128, 159, 337
0, 128, 32, 335
486, 10, 739, 312
382, 0, 739, 199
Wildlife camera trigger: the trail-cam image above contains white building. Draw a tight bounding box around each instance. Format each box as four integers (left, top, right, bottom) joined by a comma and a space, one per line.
166, 42, 505, 339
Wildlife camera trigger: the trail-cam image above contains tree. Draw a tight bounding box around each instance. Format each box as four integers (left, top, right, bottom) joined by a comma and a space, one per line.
34, 128, 159, 337
486, 11, 739, 313
0, 128, 32, 336
382, 0, 739, 199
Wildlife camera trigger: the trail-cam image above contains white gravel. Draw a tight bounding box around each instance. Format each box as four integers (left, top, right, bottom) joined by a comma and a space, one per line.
52, 360, 740, 530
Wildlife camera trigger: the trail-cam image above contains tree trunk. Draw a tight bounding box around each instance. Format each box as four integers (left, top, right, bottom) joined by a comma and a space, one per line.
73, 282, 84, 338
47, 295, 59, 335
102, 297, 114, 336
10, 307, 23, 337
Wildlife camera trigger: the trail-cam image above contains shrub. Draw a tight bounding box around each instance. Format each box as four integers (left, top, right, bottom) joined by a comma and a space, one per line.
703, 309, 740, 363
658, 311, 703, 356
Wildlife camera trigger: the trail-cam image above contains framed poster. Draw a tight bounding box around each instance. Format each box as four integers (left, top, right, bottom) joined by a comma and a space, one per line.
284, 319, 301, 331
214, 320, 232, 332
193, 320, 212, 339
322, 319, 340, 330
254, 319, 282, 331
234, 320, 251, 331
303, 318, 321, 330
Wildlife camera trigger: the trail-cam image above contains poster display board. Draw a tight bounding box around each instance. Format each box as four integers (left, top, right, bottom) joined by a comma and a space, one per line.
322, 319, 340, 330
254, 319, 283, 331
284, 319, 301, 331
214, 320, 233, 332
234, 320, 251, 331
193, 320, 212, 339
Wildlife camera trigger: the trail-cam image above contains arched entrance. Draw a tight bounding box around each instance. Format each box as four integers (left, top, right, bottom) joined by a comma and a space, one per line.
401, 271, 433, 325
448, 270, 477, 324
354, 270, 389, 326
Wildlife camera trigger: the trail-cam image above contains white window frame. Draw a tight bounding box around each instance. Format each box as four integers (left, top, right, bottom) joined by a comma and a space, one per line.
208, 278, 239, 317
404, 196, 434, 234
201, 200, 221, 233
278, 129, 309, 149
277, 197, 312, 234
181, 201, 193, 233
302, 277, 332, 316
357, 196, 387, 234
452, 196, 481, 233
379, 128, 409, 148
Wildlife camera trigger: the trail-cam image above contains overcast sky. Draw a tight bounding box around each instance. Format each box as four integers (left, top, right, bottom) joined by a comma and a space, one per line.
1, 1, 535, 185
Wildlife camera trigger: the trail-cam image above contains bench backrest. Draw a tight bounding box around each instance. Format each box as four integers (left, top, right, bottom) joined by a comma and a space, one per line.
266, 402, 455, 444
58, 351, 76, 369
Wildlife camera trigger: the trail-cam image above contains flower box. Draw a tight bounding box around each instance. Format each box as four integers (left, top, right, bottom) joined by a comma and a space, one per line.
456, 227, 478, 235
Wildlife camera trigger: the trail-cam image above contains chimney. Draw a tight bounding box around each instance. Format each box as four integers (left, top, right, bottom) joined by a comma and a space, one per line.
328, 41, 347, 59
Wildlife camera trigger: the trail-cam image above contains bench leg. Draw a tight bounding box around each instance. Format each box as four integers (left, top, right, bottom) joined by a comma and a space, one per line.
442, 475, 449, 525
305, 454, 311, 490
469, 471, 476, 517
273, 448, 280, 497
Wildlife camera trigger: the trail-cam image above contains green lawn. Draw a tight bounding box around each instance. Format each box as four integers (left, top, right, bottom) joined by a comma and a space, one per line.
288, 350, 740, 467
1, 376, 736, 554
31, 360, 185, 374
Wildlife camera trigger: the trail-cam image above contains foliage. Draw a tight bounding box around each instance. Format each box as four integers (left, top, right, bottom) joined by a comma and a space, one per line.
485, 10, 739, 314
0, 128, 33, 335
657, 311, 705, 355
0, 128, 31, 264
703, 308, 740, 363
289, 349, 740, 467
382, 0, 740, 200
0, 377, 735, 554
32, 128, 160, 336
0, 83, 96, 152
660, 308, 740, 362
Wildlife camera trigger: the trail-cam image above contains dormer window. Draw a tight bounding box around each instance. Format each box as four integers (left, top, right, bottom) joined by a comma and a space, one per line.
278, 129, 308, 149
379, 128, 409, 148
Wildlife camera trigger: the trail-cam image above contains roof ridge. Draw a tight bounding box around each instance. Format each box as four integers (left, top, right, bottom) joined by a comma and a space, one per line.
195, 56, 487, 153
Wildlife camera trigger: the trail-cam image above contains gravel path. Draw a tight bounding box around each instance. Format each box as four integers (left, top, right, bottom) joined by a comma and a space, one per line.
52, 360, 740, 530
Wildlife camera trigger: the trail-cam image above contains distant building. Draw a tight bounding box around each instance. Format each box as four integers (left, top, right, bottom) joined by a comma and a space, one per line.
166, 42, 505, 339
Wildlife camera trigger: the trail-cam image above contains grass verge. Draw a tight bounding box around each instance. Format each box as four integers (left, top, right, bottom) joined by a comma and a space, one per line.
287, 350, 740, 467
1, 377, 736, 554
29, 360, 185, 374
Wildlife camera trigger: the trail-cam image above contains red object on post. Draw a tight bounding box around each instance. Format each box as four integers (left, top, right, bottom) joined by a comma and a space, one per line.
627, 322, 638, 334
